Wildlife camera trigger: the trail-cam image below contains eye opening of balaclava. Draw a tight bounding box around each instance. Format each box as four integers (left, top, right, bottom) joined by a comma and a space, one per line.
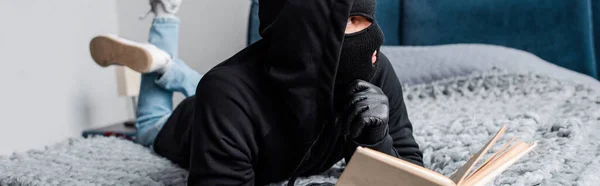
334, 0, 384, 110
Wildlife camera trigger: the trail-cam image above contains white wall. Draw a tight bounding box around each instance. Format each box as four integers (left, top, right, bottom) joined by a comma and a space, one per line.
0, 0, 250, 155
0, 0, 130, 155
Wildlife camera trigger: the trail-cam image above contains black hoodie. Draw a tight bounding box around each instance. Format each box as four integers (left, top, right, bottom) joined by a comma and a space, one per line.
152, 0, 423, 185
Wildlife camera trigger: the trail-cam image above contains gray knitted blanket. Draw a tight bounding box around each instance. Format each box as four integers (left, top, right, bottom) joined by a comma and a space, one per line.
2, 72, 599, 186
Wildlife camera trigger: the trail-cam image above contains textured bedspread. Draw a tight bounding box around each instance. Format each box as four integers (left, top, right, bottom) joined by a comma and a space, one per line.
1, 72, 600, 186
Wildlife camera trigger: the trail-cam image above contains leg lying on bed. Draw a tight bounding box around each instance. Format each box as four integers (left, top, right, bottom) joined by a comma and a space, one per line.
88, 0, 201, 147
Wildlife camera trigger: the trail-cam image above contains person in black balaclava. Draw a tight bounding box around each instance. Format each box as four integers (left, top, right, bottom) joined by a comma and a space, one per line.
146, 0, 424, 185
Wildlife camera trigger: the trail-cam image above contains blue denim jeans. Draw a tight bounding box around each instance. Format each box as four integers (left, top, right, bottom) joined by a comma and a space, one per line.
136, 17, 203, 146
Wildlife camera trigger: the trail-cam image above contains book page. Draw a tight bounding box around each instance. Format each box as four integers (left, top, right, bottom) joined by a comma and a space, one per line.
337, 147, 455, 186
460, 142, 536, 186
467, 137, 517, 180
449, 126, 507, 185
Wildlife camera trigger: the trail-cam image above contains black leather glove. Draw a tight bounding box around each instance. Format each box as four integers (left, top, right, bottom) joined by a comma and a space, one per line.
342, 80, 390, 145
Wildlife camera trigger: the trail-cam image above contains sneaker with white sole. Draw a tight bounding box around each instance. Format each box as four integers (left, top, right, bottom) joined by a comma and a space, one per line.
89, 35, 171, 73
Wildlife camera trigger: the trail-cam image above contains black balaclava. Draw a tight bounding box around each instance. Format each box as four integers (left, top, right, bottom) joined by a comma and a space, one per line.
334, 0, 384, 108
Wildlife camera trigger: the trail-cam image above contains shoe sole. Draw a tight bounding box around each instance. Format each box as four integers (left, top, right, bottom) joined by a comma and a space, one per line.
89, 35, 152, 73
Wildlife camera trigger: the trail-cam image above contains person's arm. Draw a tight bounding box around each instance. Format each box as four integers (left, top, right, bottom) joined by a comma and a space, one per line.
344, 55, 423, 166
374, 55, 423, 165
188, 72, 258, 186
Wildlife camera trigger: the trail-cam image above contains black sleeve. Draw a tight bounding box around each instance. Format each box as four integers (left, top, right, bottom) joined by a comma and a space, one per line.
188, 72, 258, 186
347, 54, 424, 166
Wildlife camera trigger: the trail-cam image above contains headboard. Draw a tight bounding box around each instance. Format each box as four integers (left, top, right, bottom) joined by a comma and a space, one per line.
248, 0, 600, 79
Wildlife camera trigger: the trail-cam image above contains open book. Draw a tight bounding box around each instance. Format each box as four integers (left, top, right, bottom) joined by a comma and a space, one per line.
337, 126, 536, 186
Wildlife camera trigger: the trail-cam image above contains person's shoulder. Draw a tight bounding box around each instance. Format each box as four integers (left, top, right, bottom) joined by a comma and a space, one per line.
194, 61, 265, 124
201, 40, 267, 85
371, 52, 400, 86
198, 64, 257, 93
196, 56, 265, 102
376, 52, 393, 72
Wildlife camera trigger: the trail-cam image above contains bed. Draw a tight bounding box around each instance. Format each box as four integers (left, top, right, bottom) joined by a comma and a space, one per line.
3, 1, 600, 185
2, 44, 600, 185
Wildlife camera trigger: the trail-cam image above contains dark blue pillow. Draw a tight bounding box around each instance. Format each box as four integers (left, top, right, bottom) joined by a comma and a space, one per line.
400, 0, 598, 78
375, 0, 401, 45
592, 1, 600, 77
248, 0, 260, 45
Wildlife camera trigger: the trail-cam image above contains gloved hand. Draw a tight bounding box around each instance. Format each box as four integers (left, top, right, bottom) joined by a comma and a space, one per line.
342, 80, 389, 145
